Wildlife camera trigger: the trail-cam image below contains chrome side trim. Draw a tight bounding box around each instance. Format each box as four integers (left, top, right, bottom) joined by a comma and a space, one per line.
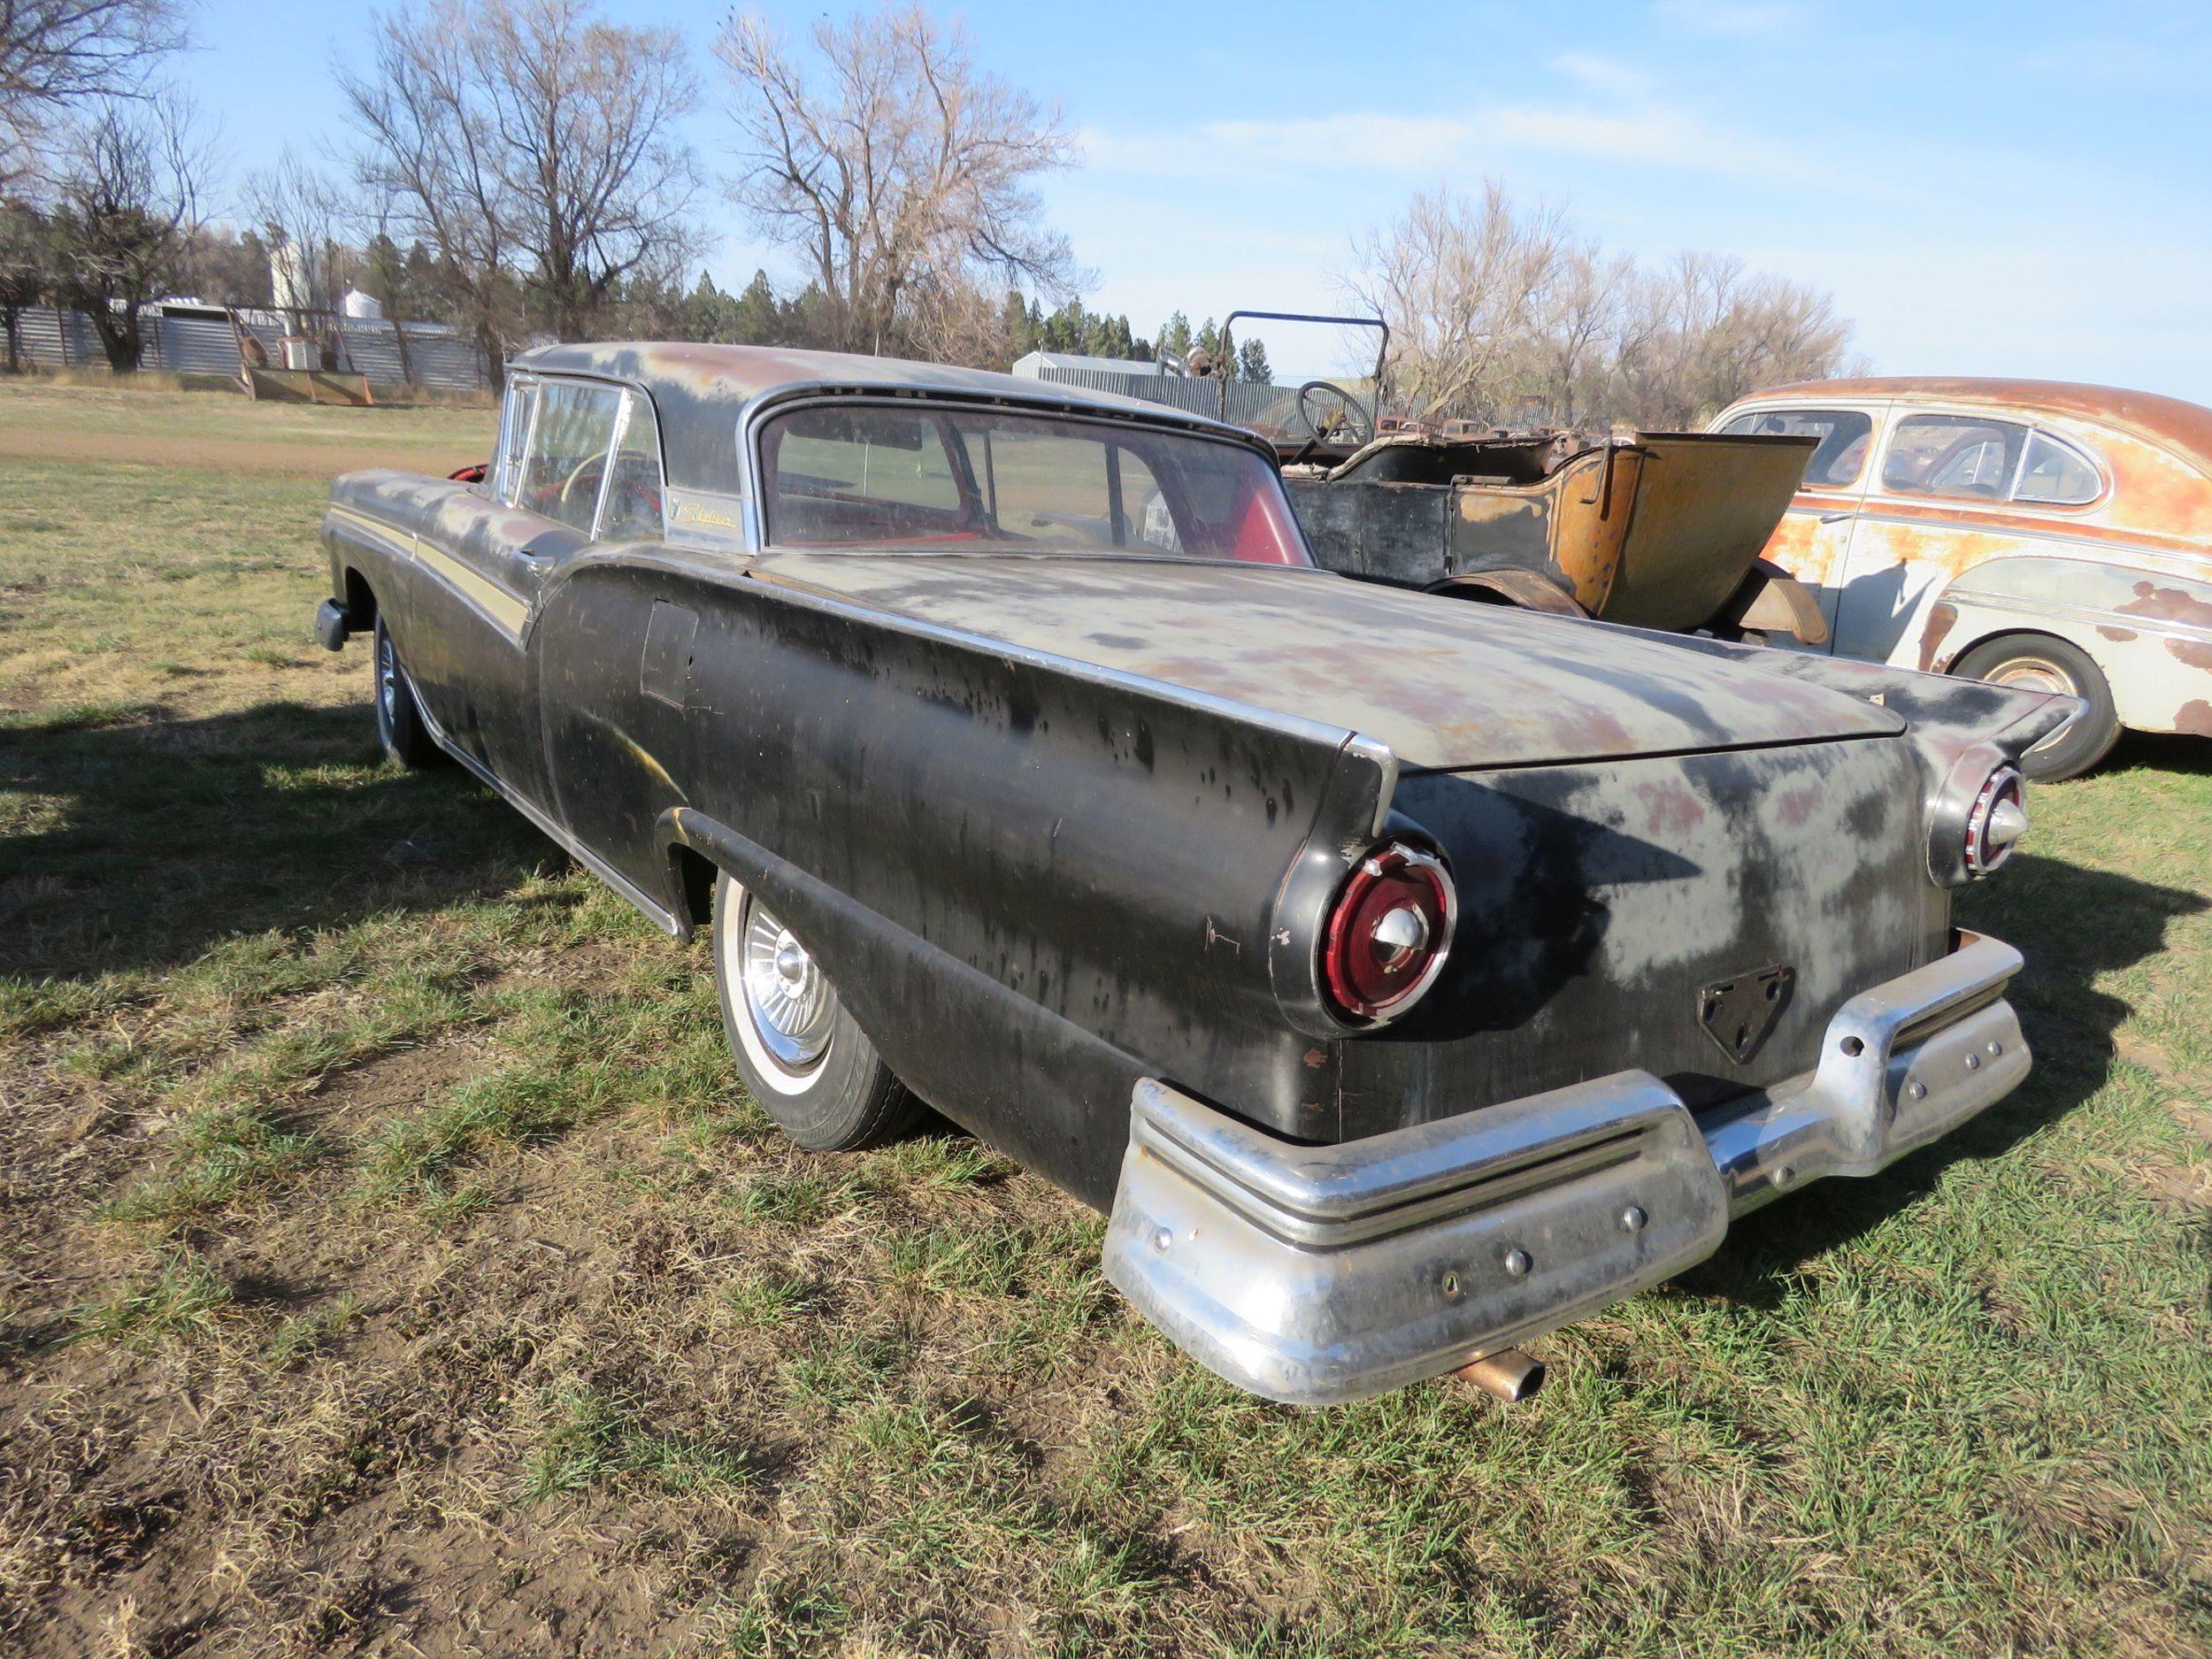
1106, 931, 2031, 1407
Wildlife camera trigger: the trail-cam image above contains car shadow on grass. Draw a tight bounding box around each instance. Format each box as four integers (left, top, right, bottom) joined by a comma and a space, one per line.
0, 699, 557, 980
1684, 848, 2207, 1308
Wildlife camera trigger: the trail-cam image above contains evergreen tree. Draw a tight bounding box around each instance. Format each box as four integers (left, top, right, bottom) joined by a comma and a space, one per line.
1236, 337, 1272, 384
1157, 310, 1193, 361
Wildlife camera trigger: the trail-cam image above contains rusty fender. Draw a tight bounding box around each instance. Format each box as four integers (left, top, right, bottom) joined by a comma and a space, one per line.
1916, 555, 2212, 739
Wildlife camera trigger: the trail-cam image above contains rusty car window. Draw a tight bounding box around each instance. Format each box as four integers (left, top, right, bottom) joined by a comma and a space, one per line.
1880, 413, 2029, 501
520, 380, 625, 534
761, 403, 1310, 566
2012, 429, 2102, 506
1721, 407, 1872, 488
595, 391, 666, 542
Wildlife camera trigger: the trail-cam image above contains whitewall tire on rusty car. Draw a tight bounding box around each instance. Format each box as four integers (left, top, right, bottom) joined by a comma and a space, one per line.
1952, 633, 2121, 782
372, 615, 442, 770
711, 870, 920, 1150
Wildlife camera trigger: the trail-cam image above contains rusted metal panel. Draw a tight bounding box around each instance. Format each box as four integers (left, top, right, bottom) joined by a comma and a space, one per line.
1717, 377, 2212, 746
742, 549, 1904, 772
1287, 428, 1813, 634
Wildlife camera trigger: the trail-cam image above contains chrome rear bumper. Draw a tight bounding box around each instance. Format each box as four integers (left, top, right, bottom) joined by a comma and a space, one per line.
1103, 931, 2029, 1407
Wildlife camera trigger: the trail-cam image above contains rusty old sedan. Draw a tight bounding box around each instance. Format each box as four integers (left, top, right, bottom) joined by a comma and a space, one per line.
1716, 377, 2212, 779
316, 342, 2074, 1406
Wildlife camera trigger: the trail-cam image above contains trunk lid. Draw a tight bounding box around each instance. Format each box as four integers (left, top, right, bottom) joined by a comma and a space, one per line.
747, 551, 1903, 771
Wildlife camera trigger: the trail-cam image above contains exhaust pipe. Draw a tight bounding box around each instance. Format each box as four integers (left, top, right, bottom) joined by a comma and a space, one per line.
1455, 1348, 1545, 1403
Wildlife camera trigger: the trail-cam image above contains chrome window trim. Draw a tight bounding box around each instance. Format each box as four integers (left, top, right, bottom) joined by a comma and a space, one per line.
2013, 426, 2108, 509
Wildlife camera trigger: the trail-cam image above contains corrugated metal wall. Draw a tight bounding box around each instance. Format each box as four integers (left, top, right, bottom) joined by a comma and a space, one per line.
1, 305, 491, 391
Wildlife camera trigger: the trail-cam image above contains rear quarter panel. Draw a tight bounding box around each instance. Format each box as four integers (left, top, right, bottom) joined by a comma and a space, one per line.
528, 553, 1395, 1207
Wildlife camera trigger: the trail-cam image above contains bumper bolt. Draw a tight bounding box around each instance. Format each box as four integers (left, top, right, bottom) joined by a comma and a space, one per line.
1964, 1052, 1981, 1071
1503, 1248, 1532, 1278
1620, 1205, 1647, 1234
1987, 1040, 2004, 1057
1908, 1081, 1928, 1101
1152, 1227, 1172, 1253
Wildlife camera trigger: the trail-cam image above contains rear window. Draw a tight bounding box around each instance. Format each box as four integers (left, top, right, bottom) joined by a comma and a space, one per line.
2014, 430, 2102, 505
1881, 413, 2028, 501
1721, 407, 1873, 488
759, 403, 1310, 566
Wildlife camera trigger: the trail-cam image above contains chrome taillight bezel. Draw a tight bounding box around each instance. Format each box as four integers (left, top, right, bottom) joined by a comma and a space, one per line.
1317, 839, 1458, 1027
1962, 764, 2026, 878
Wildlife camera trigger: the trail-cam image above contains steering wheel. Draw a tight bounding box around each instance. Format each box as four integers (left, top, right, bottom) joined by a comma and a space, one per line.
560, 452, 608, 510
1296, 380, 1376, 449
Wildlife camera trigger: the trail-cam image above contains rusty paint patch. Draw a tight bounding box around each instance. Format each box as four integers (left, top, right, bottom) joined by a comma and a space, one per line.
2121, 580, 2212, 630
2175, 699, 2212, 736
2165, 635, 2212, 672
1917, 601, 1959, 673
2096, 625, 2139, 643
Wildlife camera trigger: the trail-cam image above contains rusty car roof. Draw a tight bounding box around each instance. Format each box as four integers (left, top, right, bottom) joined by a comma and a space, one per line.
508, 342, 1260, 497
1746, 376, 2212, 472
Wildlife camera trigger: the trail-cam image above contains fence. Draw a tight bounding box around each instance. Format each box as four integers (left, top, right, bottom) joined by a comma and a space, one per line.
0, 304, 493, 392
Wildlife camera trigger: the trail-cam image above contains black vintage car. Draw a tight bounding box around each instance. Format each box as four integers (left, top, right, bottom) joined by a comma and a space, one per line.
317, 343, 2072, 1407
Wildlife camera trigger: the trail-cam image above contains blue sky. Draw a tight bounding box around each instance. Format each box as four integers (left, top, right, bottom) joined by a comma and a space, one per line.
179, 0, 2212, 404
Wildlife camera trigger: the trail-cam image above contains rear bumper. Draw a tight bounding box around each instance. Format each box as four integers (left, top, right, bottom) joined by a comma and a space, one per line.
1102, 931, 2028, 1406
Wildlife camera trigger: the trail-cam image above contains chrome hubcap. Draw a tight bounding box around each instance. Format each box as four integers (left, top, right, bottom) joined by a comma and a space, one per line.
1986, 658, 2077, 753
741, 899, 833, 1070
378, 633, 400, 722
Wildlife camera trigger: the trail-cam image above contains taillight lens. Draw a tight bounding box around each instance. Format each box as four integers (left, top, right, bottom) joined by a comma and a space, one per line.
1320, 841, 1456, 1024
1963, 765, 2028, 877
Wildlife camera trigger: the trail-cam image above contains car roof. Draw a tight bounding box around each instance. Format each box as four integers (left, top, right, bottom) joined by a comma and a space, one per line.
1740, 375, 2212, 472
506, 341, 1262, 495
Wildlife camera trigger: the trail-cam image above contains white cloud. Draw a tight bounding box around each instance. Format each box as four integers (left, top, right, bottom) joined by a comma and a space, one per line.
1549, 51, 1655, 100
1651, 0, 1810, 39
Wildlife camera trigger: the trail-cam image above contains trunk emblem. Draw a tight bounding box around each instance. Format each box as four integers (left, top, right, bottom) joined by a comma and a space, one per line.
1698, 964, 1796, 1064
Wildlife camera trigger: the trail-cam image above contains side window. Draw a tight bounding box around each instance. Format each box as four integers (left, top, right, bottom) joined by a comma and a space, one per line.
494, 380, 538, 504
765, 406, 972, 543
987, 429, 1110, 545
1721, 407, 1873, 488
2013, 430, 2102, 506
520, 380, 624, 533
1880, 413, 2028, 501
596, 392, 666, 541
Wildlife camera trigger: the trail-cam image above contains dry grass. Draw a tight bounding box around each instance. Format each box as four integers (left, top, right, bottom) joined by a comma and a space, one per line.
2, 378, 2208, 1656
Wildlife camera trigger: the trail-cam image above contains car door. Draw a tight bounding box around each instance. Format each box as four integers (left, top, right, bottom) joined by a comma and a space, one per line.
407, 375, 626, 810
1717, 402, 1886, 650
1830, 408, 2046, 668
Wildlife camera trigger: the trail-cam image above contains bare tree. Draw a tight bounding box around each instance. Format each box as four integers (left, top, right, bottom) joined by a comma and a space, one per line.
1346, 182, 1571, 425
244, 149, 354, 311
1612, 252, 1855, 426
1, 0, 189, 186
44, 89, 204, 368
716, 4, 1082, 357
1347, 181, 1855, 430
339, 0, 701, 374
0, 193, 48, 367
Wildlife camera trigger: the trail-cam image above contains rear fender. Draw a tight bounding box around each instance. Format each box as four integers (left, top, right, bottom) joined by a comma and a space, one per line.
1920, 556, 2212, 738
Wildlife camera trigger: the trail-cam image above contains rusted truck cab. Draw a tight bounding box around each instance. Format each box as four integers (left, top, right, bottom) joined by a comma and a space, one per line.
1716, 377, 2212, 778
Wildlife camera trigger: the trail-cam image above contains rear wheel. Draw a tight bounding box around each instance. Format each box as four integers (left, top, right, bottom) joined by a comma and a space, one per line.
372, 616, 443, 769
1951, 632, 2121, 781
711, 870, 919, 1150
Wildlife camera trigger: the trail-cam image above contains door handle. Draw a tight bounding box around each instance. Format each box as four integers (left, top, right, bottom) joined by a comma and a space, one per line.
1816, 511, 1853, 524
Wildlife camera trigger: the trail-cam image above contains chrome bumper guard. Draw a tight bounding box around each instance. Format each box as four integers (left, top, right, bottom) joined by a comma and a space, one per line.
1103, 932, 2029, 1407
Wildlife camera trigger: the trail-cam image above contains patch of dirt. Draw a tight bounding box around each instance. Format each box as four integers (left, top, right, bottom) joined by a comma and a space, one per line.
0, 426, 478, 480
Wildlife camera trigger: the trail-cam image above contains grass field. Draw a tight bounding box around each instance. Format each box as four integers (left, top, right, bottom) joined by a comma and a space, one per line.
1, 379, 2208, 1657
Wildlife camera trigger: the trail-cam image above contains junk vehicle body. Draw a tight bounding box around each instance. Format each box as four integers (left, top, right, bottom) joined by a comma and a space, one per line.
1715, 377, 2212, 780
1190, 311, 1829, 642
316, 342, 2075, 1406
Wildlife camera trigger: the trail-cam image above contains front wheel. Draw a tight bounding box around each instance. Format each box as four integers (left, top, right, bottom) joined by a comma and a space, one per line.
711, 871, 919, 1150
1951, 632, 2122, 781
372, 616, 443, 769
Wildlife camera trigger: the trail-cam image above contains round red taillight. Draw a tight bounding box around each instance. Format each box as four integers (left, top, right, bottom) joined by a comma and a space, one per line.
1320, 841, 1456, 1025
1963, 765, 2027, 877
